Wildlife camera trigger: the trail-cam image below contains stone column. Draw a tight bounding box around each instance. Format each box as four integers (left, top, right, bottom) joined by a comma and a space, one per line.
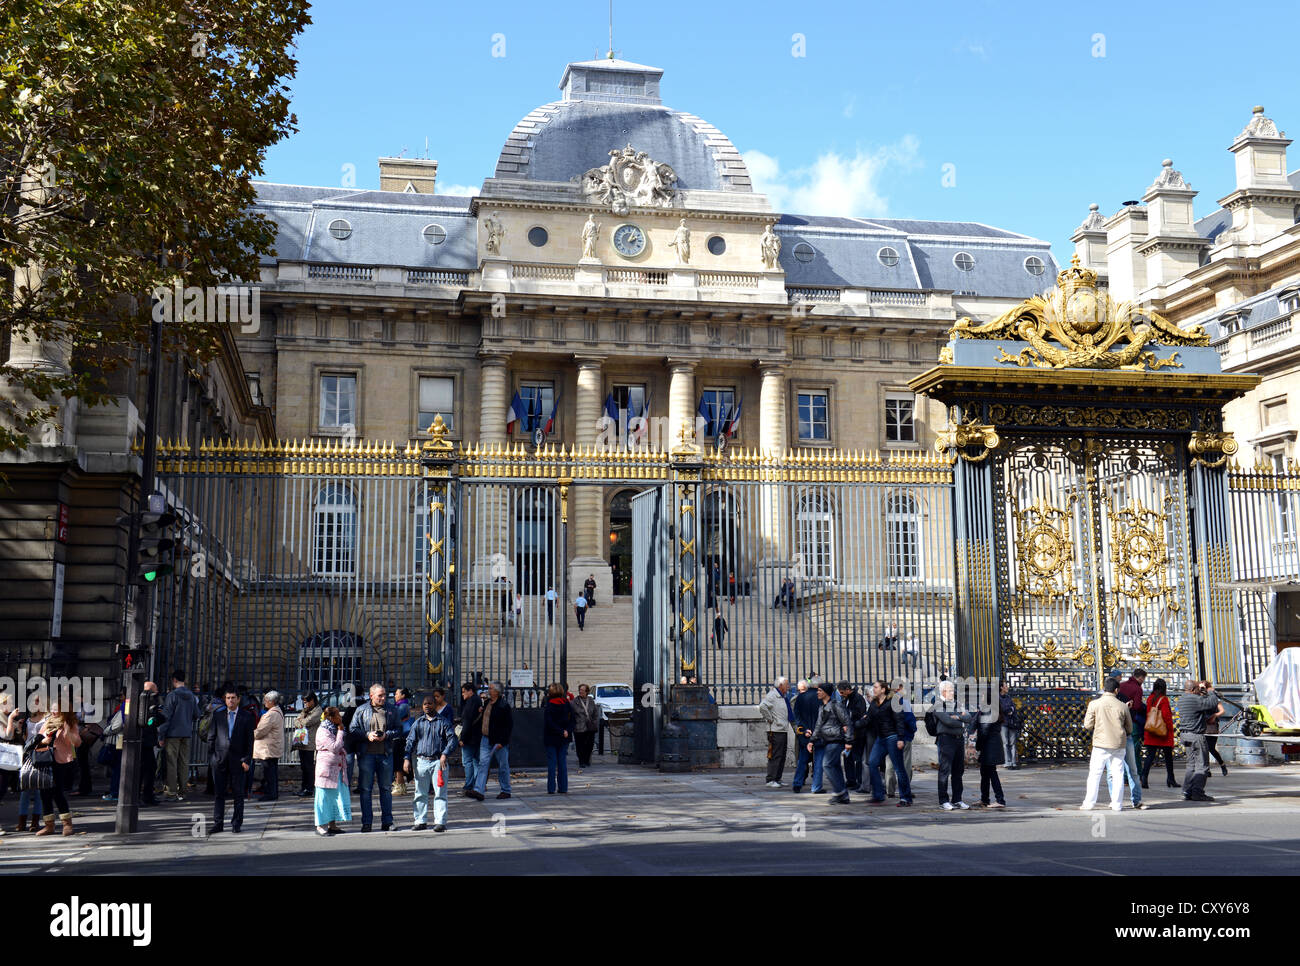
756, 362, 791, 578
758, 362, 788, 458
477, 351, 510, 447
471, 351, 510, 584
570, 354, 610, 602
667, 358, 697, 449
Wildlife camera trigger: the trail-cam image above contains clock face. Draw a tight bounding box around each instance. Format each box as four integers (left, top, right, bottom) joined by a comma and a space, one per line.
612, 223, 646, 258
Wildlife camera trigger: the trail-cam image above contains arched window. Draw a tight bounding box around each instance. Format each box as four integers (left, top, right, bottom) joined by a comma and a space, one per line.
886, 493, 921, 580
298, 630, 362, 698
312, 483, 356, 576
797, 490, 835, 580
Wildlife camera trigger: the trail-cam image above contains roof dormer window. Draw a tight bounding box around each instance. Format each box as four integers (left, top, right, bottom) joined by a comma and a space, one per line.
953, 252, 975, 272
328, 219, 352, 240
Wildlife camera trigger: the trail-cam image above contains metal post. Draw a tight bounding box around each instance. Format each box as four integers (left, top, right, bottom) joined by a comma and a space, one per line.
116, 302, 163, 834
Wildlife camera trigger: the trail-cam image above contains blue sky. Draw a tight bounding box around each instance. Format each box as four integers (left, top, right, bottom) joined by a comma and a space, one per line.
263, 0, 1300, 259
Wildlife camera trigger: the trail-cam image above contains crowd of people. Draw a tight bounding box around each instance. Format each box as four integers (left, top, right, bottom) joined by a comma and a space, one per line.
0, 663, 1239, 838
756, 667, 1233, 812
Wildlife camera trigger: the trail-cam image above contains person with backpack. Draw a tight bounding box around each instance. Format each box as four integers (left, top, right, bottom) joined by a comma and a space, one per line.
998, 683, 1021, 769
886, 680, 917, 799
930, 680, 972, 810
808, 681, 853, 804
865, 679, 913, 806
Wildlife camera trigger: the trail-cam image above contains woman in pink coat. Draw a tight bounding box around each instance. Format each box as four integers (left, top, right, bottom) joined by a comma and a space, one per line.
313, 706, 351, 835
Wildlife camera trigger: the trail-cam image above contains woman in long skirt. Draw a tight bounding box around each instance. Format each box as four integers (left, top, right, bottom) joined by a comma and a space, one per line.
313, 706, 351, 835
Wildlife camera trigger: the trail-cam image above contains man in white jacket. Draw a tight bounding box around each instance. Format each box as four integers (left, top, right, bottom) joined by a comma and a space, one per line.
758, 677, 792, 788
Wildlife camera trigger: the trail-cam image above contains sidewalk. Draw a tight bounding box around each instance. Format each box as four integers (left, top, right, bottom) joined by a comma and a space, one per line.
2, 760, 1297, 875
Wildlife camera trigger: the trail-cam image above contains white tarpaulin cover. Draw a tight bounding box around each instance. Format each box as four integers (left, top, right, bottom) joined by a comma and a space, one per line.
1255, 647, 1300, 727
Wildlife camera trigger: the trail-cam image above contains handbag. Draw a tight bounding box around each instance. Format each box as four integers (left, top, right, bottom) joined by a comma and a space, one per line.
19, 738, 55, 791
0, 742, 21, 772
1144, 698, 1168, 737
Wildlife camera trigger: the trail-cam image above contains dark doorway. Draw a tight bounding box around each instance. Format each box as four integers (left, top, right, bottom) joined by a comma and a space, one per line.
610, 489, 636, 595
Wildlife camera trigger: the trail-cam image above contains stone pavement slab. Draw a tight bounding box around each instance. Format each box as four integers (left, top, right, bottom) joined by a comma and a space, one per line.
2, 760, 1298, 875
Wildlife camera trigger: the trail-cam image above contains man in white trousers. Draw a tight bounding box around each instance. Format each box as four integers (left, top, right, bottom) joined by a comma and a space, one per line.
1081, 677, 1133, 811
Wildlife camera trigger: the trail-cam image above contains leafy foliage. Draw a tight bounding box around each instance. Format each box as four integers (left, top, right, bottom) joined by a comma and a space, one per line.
0, 0, 310, 453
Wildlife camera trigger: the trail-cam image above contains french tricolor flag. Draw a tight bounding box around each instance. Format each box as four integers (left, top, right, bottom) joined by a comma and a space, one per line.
505, 391, 524, 434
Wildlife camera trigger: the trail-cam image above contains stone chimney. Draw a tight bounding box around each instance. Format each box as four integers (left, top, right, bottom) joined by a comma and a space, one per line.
1215, 106, 1299, 248
1138, 160, 1207, 291
1104, 202, 1148, 303
378, 156, 438, 194
1071, 203, 1109, 281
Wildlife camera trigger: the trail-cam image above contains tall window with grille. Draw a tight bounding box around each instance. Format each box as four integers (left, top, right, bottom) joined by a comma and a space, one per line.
417, 376, 454, 434
312, 483, 357, 576
319, 373, 357, 430
885, 394, 915, 443
797, 491, 835, 579
518, 382, 554, 435
699, 387, 735, 438
886, 493, 921, 580
613, 383, 646, 445
1271, 452, 1296, 541
797, 391, 829, 442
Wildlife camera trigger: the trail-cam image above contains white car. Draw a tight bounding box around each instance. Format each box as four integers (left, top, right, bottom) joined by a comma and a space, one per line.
593, 683, 634, 719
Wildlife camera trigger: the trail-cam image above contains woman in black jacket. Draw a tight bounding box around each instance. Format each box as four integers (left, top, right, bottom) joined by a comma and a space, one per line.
542, 683, 574, 794
975, 714, 1007, 808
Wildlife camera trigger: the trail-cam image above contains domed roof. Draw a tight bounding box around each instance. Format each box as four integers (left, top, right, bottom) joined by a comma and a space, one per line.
493, 59, 752, 193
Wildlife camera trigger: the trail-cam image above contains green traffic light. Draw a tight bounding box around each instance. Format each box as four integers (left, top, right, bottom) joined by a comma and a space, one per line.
144, 570, 157, 582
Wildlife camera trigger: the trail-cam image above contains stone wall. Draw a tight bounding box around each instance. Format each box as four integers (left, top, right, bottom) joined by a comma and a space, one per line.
715, 704, 939, 770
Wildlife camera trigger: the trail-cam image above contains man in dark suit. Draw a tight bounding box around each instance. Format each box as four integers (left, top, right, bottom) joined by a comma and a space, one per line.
208, 684, 254, 833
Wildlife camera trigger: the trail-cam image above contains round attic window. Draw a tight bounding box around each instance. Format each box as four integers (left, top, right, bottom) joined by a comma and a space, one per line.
953, 251, 975, 272
792, 242, 815, 263
707, 235, 726, 256
528, 226, 549, 247
328, 219, 352, 240
878, 247, 900, 267
423, 224, 447, 245
1024, 255, 1046, 276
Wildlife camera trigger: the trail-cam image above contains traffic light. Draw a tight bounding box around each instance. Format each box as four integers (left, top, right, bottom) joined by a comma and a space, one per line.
126, 493, 179, 586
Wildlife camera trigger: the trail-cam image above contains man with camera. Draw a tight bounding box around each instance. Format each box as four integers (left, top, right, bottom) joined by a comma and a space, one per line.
1177, 680, 1222, 803
348, 684, 401, 831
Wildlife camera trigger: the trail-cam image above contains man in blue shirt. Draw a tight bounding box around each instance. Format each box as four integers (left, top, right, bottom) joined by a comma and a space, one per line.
348, 684, 402, 831
404, 695, 458, 832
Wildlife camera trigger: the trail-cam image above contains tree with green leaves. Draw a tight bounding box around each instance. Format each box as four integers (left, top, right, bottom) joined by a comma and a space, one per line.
0, 0, 311, 455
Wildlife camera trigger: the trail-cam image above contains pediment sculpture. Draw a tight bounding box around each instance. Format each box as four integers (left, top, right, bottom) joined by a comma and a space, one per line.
578, 143, 678, 215
948, 255, 1209, 371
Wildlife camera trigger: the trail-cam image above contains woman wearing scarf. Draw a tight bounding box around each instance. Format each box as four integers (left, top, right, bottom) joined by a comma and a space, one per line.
34, 701, 81, 836
542, 683, 574, 794
313, 706, 352, 835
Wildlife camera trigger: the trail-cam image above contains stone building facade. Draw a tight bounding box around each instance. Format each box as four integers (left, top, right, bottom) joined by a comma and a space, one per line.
244, 56, 1058, 603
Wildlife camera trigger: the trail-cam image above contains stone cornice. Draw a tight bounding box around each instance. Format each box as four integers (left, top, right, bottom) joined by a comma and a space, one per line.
1135, 234, 1211, 257
1217, 187, 1300, 211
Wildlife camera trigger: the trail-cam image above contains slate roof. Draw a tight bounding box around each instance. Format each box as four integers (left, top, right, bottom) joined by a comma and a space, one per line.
1198, 278, 1300, 340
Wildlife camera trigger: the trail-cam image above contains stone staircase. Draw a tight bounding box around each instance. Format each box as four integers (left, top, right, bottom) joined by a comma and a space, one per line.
567, 596, 635, 688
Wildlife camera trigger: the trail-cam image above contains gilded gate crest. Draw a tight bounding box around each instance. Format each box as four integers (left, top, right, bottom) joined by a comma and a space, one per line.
949, 256, 1209, 371
1106, 494, 1177, 611
1011, 494, 1078, 601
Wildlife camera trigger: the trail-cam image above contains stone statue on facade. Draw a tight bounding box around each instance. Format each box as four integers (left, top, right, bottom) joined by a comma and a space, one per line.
760, 222, 781, 269
577, 143, 679, 214
484, 212, 505, 255
581, 214, 601, 259
668, 218, 691, 264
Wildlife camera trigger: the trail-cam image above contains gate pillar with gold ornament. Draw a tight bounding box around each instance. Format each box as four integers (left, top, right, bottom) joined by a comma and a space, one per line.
911, 256, 1258, 758
421, 414, 457, 689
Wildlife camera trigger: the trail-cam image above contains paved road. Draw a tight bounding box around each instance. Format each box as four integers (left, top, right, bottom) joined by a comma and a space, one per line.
3, 761, 1298, 875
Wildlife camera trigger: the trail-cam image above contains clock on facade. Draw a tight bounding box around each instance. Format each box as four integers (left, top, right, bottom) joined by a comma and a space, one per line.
611, 223, 646, 258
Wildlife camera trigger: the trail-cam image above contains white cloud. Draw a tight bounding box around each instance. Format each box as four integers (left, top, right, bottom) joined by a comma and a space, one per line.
842, 94, 857, 119
435, 182, 479, 196
743, 137, 920, 218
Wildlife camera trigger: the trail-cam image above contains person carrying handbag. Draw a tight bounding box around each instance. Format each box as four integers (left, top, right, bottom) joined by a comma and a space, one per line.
1140, 678, 1178, 789
30, 704, 80, 836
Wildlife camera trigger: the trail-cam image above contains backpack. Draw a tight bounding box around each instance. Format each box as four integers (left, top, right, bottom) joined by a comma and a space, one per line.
901, 708, 918, 741
923, 709, 939, 737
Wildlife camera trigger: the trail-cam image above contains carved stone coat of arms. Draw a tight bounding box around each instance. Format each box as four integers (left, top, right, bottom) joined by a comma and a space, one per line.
578, 143, 678, 215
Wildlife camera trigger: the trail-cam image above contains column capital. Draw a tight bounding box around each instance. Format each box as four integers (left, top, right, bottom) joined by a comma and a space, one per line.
478, 349, 511, 367
755, 360, 789, 376
664, 356, 698, 373
573, 352, 606, 371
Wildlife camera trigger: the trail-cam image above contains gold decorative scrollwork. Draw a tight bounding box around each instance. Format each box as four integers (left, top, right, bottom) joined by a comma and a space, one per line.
950, 255, 1207, 370
988, 403, 1193, 432
936, 407, 1000, 463
1106, 494, 1177, 610
681, 615, 696, 634
679, 537, 696, 557
1188, 430, 1238, 469
1011, 494, 1078, 600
